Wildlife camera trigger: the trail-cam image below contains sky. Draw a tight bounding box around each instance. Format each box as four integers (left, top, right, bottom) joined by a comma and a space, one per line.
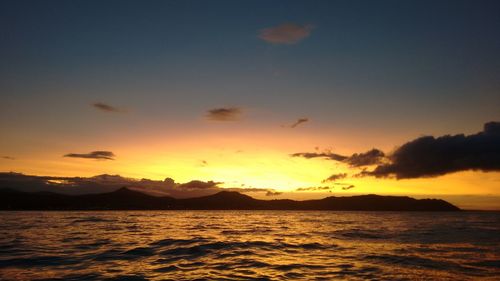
1, 0, 500, 209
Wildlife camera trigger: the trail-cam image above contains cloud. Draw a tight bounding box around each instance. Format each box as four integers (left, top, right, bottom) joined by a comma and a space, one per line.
342, 185, 355, 190
322, 173, 347, 183
296, 121, 500, 179
346, 149, 385, 167
297, 182, 354, 191
291, 148, 385, 167
259, 23, 315, 44
2, 156, 15, 160
291, 152, 347, 162
206, 107, 242, 121
296, 186, 333, 191
64, 151, 116, 160
177, 180, 221, 189
0, 172, 282, 198
225, 187, 282, 196
265, 190, 282, 196
362, 121, 500, 179
92, 102, 124, 113
290, 118, 309, 128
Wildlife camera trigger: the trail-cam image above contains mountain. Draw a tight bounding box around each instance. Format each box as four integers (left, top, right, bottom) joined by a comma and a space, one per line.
0, 188, 460, 211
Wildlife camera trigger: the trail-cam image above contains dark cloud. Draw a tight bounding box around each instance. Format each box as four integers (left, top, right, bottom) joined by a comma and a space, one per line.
342, 185, 355, 190
177, 180, 221, 189
206, 107, 242, 121
64, 151, 116, 160
0, 172, 281, 199
326, 182, 355, 191
291, 148, 384, 167
2, 156, 15, 160
296, 186, 333, 191
363, 121, 500, 179
291, 152, 347, 162
300, 121, 500, 179
322, 173, 347, 183
225, 187, 282, 196
92, 102, 124, 113
346, 149, 385, 167
265, 190, 282, 196
0, 172, 129, 195
259, 23, 314, 44
290, 118, 309, 128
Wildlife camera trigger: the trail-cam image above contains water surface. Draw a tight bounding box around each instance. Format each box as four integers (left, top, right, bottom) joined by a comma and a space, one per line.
1, 211, 499, 280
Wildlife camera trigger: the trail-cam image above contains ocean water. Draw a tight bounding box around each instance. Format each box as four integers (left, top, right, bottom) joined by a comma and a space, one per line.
0, 211, 499, 281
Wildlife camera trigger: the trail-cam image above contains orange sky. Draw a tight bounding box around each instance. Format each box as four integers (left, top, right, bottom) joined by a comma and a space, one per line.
2, 121, 500, 209
1, 1, 500, 210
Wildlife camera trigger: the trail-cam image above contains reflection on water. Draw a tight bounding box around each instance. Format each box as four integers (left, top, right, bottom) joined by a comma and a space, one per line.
1, 211, 499, 280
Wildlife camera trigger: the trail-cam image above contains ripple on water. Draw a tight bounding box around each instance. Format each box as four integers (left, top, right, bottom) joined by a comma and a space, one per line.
0, 211, 498, 281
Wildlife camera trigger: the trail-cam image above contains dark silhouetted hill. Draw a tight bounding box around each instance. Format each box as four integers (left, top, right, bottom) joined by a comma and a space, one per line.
0, 188, 460, 211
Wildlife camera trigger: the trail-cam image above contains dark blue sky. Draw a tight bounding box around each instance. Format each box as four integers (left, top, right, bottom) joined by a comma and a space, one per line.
2, 1, 499, 130
1, 0, 499, 135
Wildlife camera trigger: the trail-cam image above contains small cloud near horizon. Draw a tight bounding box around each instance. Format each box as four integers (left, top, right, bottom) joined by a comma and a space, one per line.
92, 102, 124, 113
2, 156, 15, 160
259, 23, 315, 44
265, 190, 282, 196
0, 172, 282, 198
177, 180, 221, 190
296, 186, 333, 192
342, 185, 355, 190
322, 173, 347, 183
64, 151, 116, 160
206, 107, 242, 121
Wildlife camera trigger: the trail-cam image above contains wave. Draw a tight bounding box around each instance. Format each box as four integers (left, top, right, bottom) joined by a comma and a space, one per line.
0, 211, 499, 281
70, 216, 114, 224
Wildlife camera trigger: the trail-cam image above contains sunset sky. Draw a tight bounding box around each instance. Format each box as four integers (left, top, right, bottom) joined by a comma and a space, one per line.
1, 0, 499, 209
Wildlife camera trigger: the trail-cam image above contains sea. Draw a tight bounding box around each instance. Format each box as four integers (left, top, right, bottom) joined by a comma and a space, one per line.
0, 211, 499, 281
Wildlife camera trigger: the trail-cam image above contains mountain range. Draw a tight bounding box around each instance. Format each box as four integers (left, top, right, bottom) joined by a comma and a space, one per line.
0, 187, 460, 211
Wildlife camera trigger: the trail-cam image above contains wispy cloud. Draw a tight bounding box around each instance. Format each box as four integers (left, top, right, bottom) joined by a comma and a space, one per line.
291, 148, 385, 167
259, 23, 315, 44
64, 151, 116, 160
296, 186, 333, 191
92, 102, 124, 113
342, 185, 355, 190
322, 173, 347, 183
206, 107, 242, 121
291, 151, 347, 162
290, 118, 309, 128
295, 183, 354, 192
2, 156, 15, 160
